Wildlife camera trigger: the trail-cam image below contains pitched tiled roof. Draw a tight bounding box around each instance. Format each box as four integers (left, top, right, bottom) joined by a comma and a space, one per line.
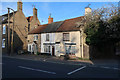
28, 24, 48, 34
42, 21, 64, 33
28, 16, 84, 34
26, 16, 33, 22
57, 16, 84, 32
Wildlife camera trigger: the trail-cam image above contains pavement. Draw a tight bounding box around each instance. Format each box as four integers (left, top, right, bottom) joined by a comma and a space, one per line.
2, 53, 120, 69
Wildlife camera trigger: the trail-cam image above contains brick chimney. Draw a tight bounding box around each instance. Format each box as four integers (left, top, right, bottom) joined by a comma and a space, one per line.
33, 7, 37, 20
17, 0, 23, 11
48, 14, 53, 24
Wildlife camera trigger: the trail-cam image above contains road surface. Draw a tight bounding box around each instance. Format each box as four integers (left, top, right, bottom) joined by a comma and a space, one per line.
2, 57, 120, 79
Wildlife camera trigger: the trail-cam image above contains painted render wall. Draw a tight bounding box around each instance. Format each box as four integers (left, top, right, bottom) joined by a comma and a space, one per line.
41, 33, 55, 55
41, 31, 83, 58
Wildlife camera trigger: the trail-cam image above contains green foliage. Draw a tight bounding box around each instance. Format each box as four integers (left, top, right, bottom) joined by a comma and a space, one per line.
36, 52, 41, 55
84, 5, 120, 45
85, 20, 106, 45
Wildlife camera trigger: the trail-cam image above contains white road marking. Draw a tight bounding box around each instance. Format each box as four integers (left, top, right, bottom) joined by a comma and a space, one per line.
113, 68, 120, 70
67, 66, 86, 75
100, 66, 110, 69
18, 66, 56, 74
96, 66, 120, 71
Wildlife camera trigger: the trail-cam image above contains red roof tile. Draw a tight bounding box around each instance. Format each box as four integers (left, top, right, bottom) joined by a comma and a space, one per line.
28, 16, 84, 34
26, 16, 33, 22
57, 16, 84, 32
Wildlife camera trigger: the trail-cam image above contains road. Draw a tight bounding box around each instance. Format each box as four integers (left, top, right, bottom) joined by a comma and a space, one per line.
2, 57, 120, 79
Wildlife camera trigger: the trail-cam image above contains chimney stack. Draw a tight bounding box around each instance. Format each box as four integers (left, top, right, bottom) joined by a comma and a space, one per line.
17, 0, 23, 11
48, 13, 53, 24
85, 4, 92, 16
33, 7, 37, 20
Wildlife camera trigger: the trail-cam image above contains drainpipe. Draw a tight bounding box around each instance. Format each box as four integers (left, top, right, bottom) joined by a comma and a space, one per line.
7, 8, 10, 55
80, 28, 84, 58
11, 8, 14, 54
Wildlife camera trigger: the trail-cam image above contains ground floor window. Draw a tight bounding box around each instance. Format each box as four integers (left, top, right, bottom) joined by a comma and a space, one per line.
65, 45, 76, 55
28, 44, 33, 52
44, 45, 50, 53
2, 39, 5, 48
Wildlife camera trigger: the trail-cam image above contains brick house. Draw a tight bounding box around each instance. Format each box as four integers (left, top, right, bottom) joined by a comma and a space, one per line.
0, 0, 40, 54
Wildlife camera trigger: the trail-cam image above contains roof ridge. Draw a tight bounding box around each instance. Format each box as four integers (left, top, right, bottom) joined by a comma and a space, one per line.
1, 11, 17, 16
65, 16, 84, 21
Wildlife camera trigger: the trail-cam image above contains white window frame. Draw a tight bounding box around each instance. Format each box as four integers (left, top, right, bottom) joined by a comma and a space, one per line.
2, 39, 5, 48
28, 44, 33, 52
46, 34, 49, 41
34, 35, 38, 41
44, 45, 51, 53
63, 33, 69, 41
3, 25, 6, 34
65, 45, 76, 54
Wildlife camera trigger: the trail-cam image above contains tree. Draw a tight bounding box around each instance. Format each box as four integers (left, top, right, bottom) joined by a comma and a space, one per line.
83, 4, 120, 45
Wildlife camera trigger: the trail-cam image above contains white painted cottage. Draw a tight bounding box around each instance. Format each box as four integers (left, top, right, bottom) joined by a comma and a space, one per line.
28, 16, 89, 58
28, 7, 92, 59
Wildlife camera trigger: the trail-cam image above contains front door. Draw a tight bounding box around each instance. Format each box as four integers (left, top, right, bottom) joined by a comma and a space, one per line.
52, 46, 55, 56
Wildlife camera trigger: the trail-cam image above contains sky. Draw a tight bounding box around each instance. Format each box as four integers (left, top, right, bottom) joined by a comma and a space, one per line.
0, 1, 119, 24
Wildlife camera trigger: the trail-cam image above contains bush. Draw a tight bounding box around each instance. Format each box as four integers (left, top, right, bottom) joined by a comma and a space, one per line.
64, 54, 70, 60
36, 52, 41, 55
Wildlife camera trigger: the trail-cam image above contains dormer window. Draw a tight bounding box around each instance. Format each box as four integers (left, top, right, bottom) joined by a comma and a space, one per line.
34, 35, 38, 41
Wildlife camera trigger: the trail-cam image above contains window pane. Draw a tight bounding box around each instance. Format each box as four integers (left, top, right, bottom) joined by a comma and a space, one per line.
2, 39, 5, 48
44, 45, 46, 52
63, 33, 69, 41
46, 34, 49, 41
49, 46, 50, 52
34, 35, 38, 41
3, 25, 6, 34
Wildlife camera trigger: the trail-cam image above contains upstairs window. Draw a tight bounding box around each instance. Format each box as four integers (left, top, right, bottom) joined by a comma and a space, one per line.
46, 34, 49, 41
63, 33, 69, 41
3, 25, 6, 34
34, 35, 38, 41
2, 39, 5, 48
